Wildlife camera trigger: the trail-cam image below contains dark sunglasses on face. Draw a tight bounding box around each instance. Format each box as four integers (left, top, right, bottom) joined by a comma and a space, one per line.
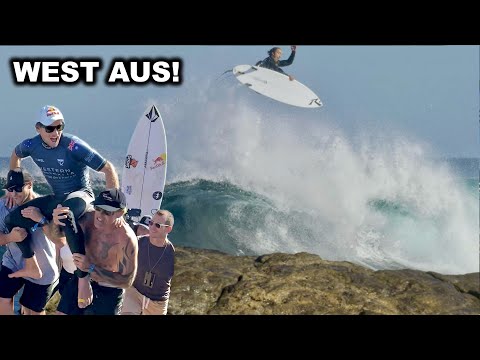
94, 205, 116, 216
41, 123, 65, 133
149, 221, 170, 229
7, 184, 25, 192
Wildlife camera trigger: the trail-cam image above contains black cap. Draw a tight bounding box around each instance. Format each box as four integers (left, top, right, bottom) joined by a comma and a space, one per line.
92, 189, 127, 211
4, 170, 24, 189
134, 215, 152, 230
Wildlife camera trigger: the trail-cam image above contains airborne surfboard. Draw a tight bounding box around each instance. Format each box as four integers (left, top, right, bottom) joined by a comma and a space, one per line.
233, 64, 323, 108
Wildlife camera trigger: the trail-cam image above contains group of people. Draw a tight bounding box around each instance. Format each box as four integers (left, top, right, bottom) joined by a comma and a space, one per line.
0, 45, 296, 315
0, 105, 175, 315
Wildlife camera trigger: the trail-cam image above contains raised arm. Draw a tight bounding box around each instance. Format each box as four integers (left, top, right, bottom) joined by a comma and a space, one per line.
278, 46, 296, 67
99, 161, 120, 189
9, 150, 21, 170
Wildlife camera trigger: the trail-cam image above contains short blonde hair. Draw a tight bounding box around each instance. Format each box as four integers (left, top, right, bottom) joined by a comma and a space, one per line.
155, 209, 174, 226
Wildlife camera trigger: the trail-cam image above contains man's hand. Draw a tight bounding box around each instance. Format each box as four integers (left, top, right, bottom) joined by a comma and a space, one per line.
291, 45, 297, 52
21, 206, 43, 223
52, 204, 70, 226
5, 191, 15, 209
72, 253, 90, 272
9, 227, 27, 243
114, 216, 127, 229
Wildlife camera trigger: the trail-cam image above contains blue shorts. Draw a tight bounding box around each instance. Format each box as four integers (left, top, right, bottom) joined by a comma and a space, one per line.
0, 265, 56, 313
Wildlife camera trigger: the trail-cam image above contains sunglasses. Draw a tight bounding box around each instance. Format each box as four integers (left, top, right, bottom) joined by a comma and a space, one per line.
40, 123, 65, 133
7, 184, 25, 193
149, 221, 171, 229
94, 205, 116, 216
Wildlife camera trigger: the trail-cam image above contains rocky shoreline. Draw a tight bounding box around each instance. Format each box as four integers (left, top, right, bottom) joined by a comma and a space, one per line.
166, 247, 479, 315
38, 245, 480, 315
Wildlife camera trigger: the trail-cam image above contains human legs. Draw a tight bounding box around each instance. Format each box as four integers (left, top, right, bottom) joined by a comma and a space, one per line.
143, 298, 169, 315
120, 285, 143, 315
120, 286, 169, 315
0, 265, 25, 315
19, 279, 55, 315
60, 191, 94, 308
55, 269, 84, 315
83, 282, 124, 315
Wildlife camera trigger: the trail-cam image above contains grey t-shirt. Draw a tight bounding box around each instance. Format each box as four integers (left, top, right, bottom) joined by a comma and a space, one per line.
133, 236, 175, 301
15, 133, 106, 197
0, 198, 59, 285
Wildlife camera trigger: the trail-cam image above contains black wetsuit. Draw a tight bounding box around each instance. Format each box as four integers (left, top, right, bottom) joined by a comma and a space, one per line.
255, 50, 296, 76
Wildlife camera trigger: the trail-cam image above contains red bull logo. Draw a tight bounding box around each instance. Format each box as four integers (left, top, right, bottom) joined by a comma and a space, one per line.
125, 155, 138, 169
150, 153, 166, 170
46, 107, 60, 117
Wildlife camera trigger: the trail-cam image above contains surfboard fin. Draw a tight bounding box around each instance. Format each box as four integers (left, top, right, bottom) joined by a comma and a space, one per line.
309, 98, 323, 107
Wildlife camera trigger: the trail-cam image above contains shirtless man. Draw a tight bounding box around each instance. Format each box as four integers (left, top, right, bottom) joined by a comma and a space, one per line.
48, 189, 138, 315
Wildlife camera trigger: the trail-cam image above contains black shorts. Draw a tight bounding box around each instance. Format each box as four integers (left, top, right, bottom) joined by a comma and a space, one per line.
0, 265, 56, 313
56, 268, 124, 315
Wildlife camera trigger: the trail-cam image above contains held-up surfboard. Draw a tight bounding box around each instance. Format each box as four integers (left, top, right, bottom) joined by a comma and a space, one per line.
121, 104, 167, 221
233, 64, 323, 108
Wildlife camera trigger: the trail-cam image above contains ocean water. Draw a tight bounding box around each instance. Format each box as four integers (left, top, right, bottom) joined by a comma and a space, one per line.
0, 86, 478, 276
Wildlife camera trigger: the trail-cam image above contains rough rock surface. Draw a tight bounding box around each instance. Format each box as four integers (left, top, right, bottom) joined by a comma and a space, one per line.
46, 246, 479, 315
169, 247, 479, 315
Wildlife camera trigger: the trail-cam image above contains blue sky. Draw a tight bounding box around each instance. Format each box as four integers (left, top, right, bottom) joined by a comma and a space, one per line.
0, 45, 478, 158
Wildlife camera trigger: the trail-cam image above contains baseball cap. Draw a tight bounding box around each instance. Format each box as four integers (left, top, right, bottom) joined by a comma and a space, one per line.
37, 105, 64, 126
91, 189, 127, 212
3, 170, 24, 189
134, 215, 152, 230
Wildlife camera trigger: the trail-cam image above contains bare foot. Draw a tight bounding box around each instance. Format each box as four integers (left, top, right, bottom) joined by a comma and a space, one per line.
8, 256, 42, 279
77, 277, 93, 309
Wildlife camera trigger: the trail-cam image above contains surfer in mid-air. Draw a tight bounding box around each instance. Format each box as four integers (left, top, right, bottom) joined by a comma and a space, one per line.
256, 45, 297, 81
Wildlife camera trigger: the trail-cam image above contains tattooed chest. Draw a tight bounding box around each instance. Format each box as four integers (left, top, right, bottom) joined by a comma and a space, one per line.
87, 235, 122, 270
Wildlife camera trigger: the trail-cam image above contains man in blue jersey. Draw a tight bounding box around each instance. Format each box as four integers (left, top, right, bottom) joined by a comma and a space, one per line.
4, 105, 120, 308
255, 45, 297, 81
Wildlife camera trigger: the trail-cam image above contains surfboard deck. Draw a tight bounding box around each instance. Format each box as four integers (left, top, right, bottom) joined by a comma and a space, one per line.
121, 104, 167, 221
233, 64, 323, 108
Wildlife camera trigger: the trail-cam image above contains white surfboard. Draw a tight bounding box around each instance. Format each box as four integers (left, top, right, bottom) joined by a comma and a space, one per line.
121, 104, 167, 221
233, 64, 323, 108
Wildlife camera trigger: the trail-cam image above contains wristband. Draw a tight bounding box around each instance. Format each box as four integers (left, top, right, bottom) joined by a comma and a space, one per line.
88, 263, 96, 275
31, 216, 47, 232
